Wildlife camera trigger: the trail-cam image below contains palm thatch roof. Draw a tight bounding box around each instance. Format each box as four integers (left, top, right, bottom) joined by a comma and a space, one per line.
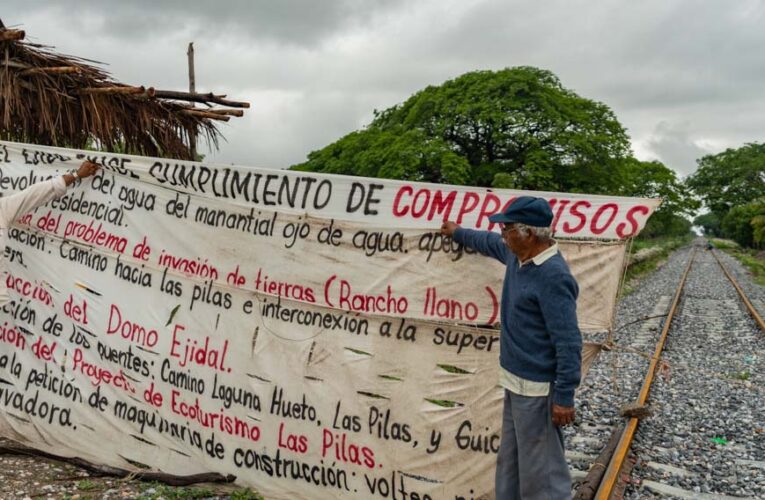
0, 20, 249, 160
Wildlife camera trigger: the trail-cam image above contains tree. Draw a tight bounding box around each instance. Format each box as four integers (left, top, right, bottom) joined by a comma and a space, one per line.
722, 202, 762, 248
293, 67, 632, 193
687, 143, 765, 214
694, 212, 722, 237
289, 128, 471, 185
752, 199, 765, 247
616, 159, 698, 238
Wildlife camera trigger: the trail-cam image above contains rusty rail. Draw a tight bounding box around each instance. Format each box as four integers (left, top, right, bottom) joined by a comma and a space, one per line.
594, 248, 697, 500
592, 246, 764, 499
710, 249, 765, 333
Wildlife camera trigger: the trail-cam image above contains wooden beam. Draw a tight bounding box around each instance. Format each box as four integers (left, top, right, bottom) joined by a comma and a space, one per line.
20, 66, 81, 76
80, 85, 146, 95
153, 89, 250, 108
207, 108, 244, 117
0, 29, 25, 42
181, 109, 231, 121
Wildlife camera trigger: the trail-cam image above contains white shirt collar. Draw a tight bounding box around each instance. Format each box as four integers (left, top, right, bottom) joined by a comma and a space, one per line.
519, 241, 558, 267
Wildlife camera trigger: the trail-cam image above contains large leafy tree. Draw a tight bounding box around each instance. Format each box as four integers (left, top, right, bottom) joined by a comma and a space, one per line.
292, 67, 631, 193
617, 158, 698, 238
752, 199, 765, 247
687, 143, 765, 214
687, 143, 765, 247
721, 202, 762, 248
694, 212, 722, 237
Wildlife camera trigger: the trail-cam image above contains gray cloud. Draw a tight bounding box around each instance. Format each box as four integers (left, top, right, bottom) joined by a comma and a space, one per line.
642, 121, 713, 177
3, 1, 408, 46
3, 1, 765, 173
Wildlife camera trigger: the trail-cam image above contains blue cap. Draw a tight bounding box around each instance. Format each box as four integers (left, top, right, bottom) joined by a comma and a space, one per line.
488, 196, 553, 227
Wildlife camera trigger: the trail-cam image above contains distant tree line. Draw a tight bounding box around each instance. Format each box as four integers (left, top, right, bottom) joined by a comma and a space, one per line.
291, 67, 700, 240
688, 143, 765, 248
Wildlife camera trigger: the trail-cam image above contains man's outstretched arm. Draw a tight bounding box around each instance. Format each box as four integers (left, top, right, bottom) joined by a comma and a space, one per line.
441, 220, 508, 263
0, 160, 100, 226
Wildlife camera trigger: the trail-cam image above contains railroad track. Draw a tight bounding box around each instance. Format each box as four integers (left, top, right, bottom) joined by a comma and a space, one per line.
569, 242, 765, 499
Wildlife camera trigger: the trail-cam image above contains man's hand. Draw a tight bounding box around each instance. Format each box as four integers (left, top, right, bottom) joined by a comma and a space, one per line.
64, 160, 100, 186
552, 404, 575, 426
440, 221, 459, 236
76, 160, 100, 179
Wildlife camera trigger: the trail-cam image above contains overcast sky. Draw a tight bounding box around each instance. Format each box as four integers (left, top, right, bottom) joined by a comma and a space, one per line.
5, 1, 765, 178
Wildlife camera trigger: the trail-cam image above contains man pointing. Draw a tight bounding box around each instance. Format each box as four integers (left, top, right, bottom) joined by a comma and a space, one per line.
441, 196, 581, 500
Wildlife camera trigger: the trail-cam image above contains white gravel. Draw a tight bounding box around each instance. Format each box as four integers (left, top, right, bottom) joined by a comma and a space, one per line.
567, 241, 765, 499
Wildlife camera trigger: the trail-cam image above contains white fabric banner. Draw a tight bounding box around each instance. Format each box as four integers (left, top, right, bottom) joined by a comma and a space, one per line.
0, 141, 656, 499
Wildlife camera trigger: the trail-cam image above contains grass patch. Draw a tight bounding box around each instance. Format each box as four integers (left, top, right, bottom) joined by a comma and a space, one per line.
724, 370, 751, 381
76, 479, 98, 491
138, 483, 263, 500
736, 253, 765, 286
712, 240, 765, 286
230, 489, 264, 500
142, 484, 214, 499
622, 235, 694, 295
710, 238, 740, 250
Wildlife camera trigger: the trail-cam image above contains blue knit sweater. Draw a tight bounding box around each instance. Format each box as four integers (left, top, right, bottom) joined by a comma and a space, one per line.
454, 228, 582, 407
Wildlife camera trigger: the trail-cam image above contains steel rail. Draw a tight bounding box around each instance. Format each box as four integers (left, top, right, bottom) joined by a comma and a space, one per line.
594, 248, 697, 500
710, 249, 765, 333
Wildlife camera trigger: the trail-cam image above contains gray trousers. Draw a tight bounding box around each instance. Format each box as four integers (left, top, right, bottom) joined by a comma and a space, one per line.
495, 389, 572, 500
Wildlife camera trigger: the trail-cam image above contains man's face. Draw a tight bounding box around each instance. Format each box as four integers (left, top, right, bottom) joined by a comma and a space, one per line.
501, 223, 529, 253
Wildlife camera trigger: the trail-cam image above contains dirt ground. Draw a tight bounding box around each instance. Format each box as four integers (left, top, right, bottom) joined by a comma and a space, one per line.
0, 439, 262, 500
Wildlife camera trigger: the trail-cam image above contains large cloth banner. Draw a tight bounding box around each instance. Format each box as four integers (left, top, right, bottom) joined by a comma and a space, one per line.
0, 141, 659, 499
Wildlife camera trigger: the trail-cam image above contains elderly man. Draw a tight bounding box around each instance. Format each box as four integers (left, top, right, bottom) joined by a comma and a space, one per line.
1, 160, 100, 307
441, 195, 581, 500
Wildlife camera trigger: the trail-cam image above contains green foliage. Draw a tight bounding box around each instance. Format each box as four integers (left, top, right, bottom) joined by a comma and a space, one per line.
736, 251, 765, 286
639, 213, 693, 240
721, 202, 761, 248
135, 482, 262, 500
76, 479, 98, 491
230, 489, 265, 500
750, 198, 765, 246
686, 143, 765, 248
140, 483, 214, 499
293, 67, 632, 193
292, 68, 697, 240
618, 158, 697, 239
687, 143, 765, 214
709, 238, 739, 250
694, 212, 722, 237
292, 127, 471, 185
716, 241, 765, 286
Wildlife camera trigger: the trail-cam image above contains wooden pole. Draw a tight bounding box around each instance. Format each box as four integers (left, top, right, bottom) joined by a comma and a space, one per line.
187, 42, 197, 160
